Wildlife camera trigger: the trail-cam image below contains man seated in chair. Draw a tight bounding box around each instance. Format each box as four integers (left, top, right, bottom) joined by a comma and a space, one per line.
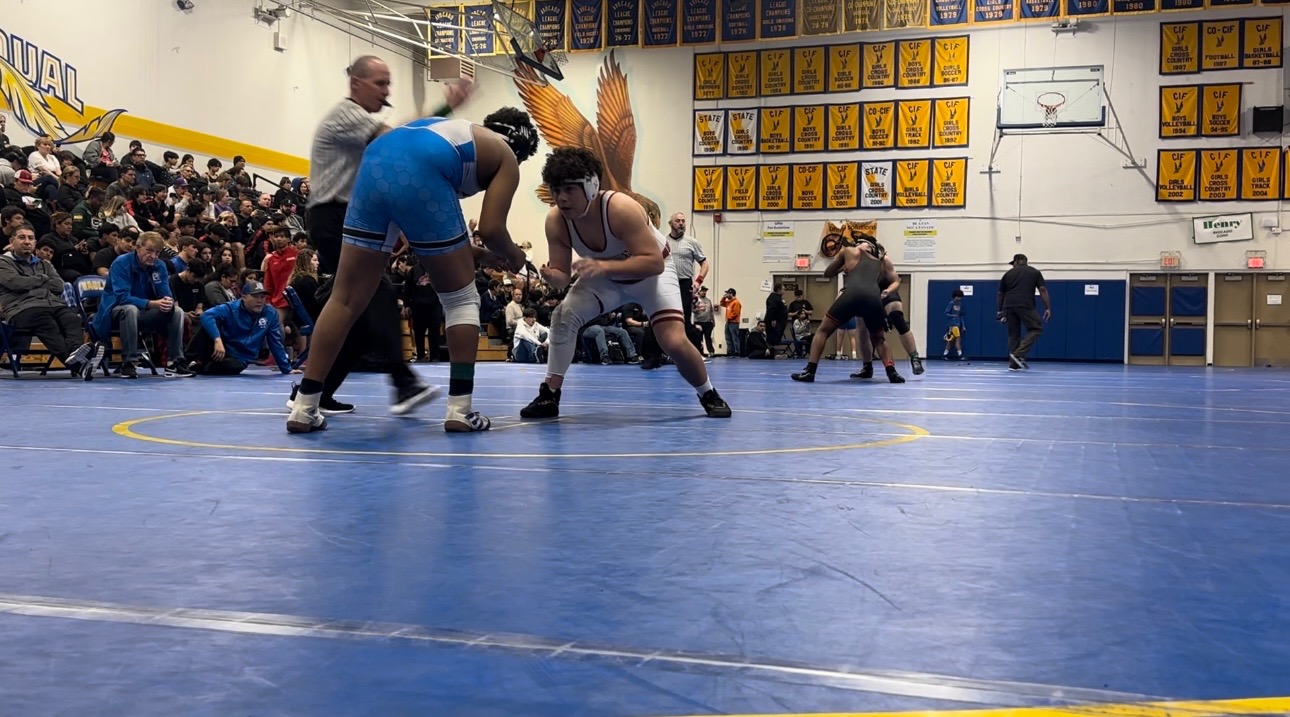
93, 230, 193, 377
187, 280, 299, 377
0, 222, 94, 375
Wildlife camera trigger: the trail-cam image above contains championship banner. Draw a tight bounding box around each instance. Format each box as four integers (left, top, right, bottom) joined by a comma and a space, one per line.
430, 7, 461, 54
1200, 19, 1241, 71
863, 41, 895, 88
725, 165, 758, 210
802, 0, 842, 34
759, 0, 798, 39
1158, 85, 1198, 138
1242, 17, 1283, 68
933, 36, 969, 85
759, 107, 792, 153
718, 0, 755, 42
793, 105, 826, 152
1201, 83, 1240, 136
759, 165, 791, 210
845, 0, 885, 31
694, 53, 725, 100
973, 0, 1015, 23
535, 0, 568, 52
760, 49, 792, 96
1020, 0, 1060, 19
642, 0, 678, 46
692, 166, 724, 211
792, 163, 825, 210
897, 99, 932, 148
693, 110, 726, 155
1066, 0, 1109, 17
725, 109, 758, 154
1156, 149, 1197, 202
1160, 0, 1202, 10
860, 161, 894, 207
897, 38, 932, 89
607, 0, 642, 46
895, 159, 930, 208
933, 97, 969, 147
726, 51, 758, 98
863, 101, 896, 149
930, 0, 969, 25
570, 0, 605, 50
827, 162, 860, 210
828, 104, 861, 151
793, 46, 826, 94
828, 44, 861, 92
1199, 148, 1238, 201
1113, 0, 1155, 13
885, 0, 929, 29
1239, 147, 1279, 201
680, 0, 718, 44
931, 158, 967, 208
1160, 22, 1199, 74
463, 6, 496, 55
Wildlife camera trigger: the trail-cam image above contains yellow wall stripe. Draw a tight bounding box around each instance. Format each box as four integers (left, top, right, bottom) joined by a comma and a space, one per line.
664, 695, 1290, 717
2, 97, 309, 177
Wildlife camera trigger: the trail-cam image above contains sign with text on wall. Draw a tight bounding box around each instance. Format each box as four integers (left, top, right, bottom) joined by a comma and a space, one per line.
1192, 212, 1253, 244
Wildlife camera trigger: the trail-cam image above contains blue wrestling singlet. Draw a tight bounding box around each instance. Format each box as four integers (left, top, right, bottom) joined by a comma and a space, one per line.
342, 117, 483, 257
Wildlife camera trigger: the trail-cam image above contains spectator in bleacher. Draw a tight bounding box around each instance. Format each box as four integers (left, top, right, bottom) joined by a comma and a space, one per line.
150, 185, 175, 226
6, 170, 51, 237
126, 187, 161, 230
203, 158, 223, 186
169, 237, 201, 274
93, 231, 192, 378
54, 166, 83, 213
0, 150, 15, 186
120, 146, 156, 189
582, 311, 639, 365
204, 264, 239, 307
38, 212, 93, 282
102, 196, 139, 231
169, 258, 208, 330
105, 166, 136, 201
0, 113, 7, 145
197, 243, 213, 265
260, 225, 297, 313
71, 188, 106, 241
0, 222, 92, 375
512, 308, 548, 364
187, 280, 296, 376
81, 131, 118, 182
150, 151, 179, 187
27, 136, 61, 180
288, 249, 322, 324
2, 206, 26, 248
92, 226, 132, 276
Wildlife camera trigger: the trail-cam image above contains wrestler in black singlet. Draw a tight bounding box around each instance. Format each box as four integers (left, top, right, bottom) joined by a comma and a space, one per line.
826, 249, 887, 336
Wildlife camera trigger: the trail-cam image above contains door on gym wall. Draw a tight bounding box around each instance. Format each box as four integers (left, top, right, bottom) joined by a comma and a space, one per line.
1129, 273, 1209, 365
1253, 273, 1290, 367
1213, 273, 1254, 367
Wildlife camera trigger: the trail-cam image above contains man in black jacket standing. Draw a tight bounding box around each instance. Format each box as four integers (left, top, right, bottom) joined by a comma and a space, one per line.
997, 253, 1051, 370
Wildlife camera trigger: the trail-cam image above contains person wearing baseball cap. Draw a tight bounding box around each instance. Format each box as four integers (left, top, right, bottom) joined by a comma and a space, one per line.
187, 279, 300, 376
996, 253, 1051, 371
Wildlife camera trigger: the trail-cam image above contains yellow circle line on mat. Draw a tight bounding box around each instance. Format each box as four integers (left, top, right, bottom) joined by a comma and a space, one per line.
111, 409, 930, 459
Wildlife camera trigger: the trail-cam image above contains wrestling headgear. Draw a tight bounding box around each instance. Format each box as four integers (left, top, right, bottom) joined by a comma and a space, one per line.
484, 116, 539, 163
562, 175, 600, 218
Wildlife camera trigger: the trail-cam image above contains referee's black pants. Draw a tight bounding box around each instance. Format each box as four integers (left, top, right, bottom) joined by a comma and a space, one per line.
307, 202, 419, 398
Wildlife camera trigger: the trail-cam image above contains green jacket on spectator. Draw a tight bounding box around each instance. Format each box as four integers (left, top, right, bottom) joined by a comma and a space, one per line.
71, 200, 103, 241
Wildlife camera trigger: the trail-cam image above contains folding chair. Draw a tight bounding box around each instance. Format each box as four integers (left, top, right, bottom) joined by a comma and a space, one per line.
282, 285, 313, 370
73, 275, 160, 378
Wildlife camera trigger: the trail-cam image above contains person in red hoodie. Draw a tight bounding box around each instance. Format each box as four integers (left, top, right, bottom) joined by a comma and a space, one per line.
260, 224, 299, 354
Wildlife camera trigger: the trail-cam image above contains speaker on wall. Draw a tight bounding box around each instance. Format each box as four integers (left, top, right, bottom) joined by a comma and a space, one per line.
1252, 105, 1283, 134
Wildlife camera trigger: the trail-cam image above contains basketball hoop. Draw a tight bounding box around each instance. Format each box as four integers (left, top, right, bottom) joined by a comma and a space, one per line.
492, 0, 566, 85
1036, 92, 1066, 128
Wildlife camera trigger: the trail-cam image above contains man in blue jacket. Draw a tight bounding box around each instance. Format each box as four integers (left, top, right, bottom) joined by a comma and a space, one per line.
93, 231, 192, 377
188, 280, 300, 376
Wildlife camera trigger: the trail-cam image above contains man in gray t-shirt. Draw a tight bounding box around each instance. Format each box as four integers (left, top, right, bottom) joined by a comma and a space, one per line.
641, 212, 710, 367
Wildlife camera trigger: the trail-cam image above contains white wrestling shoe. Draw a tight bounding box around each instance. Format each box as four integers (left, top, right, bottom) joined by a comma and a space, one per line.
286, 393, 328, 434
444, 405, 491, 432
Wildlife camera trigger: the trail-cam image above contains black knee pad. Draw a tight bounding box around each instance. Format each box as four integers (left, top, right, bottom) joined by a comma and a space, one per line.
888, 310, 910, 335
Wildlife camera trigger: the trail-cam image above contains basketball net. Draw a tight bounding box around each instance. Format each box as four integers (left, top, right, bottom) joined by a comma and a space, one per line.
1036, 93, 1065, 128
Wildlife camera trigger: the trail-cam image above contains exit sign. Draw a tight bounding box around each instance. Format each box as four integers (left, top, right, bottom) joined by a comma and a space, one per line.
1248, 256, 1266, 269
794, 254, 811, 270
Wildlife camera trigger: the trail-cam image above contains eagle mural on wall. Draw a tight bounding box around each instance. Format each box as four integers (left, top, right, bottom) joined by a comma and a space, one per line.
0, 54, 125, 145
512, 50, 662, 228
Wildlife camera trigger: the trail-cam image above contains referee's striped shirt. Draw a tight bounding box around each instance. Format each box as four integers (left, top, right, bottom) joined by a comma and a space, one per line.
308, 99, 384, 208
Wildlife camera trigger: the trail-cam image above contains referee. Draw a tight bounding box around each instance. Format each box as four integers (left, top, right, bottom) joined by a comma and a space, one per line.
290, 55, 470, 415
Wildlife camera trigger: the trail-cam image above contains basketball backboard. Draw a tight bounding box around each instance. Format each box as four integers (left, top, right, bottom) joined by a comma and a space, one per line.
997, 65, 1107, 130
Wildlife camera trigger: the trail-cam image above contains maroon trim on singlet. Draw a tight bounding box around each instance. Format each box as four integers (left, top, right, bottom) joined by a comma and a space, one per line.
650, 309, 685, 325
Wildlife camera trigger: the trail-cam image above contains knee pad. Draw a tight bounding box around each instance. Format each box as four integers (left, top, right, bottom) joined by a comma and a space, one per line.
438, 283, 480, 329
887, 310, 910, 335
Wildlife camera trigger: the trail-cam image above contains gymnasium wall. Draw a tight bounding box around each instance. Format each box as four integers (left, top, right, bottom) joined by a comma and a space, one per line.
451, 5, 1288, 353
0, 0, 421, 178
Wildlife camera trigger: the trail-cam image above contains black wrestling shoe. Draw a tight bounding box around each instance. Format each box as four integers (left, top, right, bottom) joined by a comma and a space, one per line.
910, 353, 924, 375
791, 369, 815, 382
886, 365, 906, 384
849, 361, 874, 380
699, 389, 732, 417
520, 382, 561, 419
